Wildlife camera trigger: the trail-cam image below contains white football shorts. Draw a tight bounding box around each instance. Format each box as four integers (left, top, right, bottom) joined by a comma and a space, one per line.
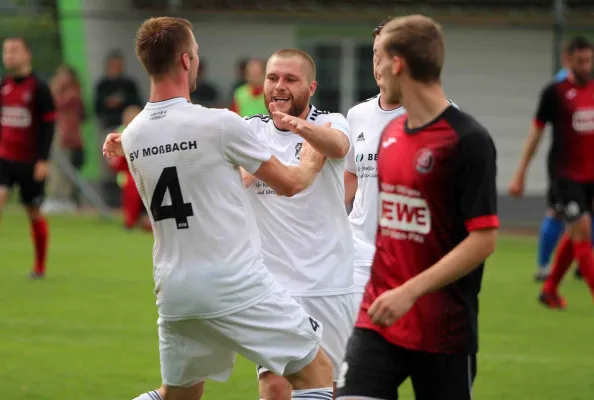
158, 281, 323, 387
257, 293, 357, 381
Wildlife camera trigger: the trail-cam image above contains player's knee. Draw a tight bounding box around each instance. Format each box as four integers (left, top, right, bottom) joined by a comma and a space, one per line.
286, 348, 333, 389
161, 382, 204, 400
259, 372, 291, 400
570, 214, 592, 241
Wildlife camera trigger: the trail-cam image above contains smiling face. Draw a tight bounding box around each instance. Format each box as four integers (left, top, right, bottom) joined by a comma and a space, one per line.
264, 54, 317, 118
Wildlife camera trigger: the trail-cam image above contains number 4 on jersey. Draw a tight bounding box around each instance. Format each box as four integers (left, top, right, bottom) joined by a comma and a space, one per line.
150, 166, 194, 229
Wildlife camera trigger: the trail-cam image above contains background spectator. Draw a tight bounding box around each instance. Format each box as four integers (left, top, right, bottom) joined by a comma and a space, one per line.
43, 64, 85, 213
230, 58, 267, 117
190, 59, 220, 107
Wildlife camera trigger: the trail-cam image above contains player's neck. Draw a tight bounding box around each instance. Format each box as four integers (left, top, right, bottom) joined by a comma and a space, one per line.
149, 80, 190, 103
401, 81, 450, 130
378, 91, 400, 110
12, 65, 31, 78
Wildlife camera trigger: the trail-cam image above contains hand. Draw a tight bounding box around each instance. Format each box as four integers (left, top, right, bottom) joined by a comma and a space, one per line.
269, 102, 309, 135
508, 173, 525, 198
368, 285, 417, 327
33, 161, 49, 182
103, 133, 124, 159
299, 140, 326, 172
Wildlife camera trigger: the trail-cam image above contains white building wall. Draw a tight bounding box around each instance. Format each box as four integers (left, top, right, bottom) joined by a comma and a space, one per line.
81, 3, 555, 197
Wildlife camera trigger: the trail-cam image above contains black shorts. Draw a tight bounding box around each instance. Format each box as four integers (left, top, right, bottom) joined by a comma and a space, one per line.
0, 158, 45, 207
336, 328, 477, 400
546, 185, 562, 212
550, 179, 594, 222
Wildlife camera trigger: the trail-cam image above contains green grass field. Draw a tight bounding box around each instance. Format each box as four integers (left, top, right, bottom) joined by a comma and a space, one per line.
1, 207, 593, 399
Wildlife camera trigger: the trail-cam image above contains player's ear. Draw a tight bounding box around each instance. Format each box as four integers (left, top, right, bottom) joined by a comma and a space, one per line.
181, 52, 190, 71
392, 55, 403, 76
309, 80, 317, 97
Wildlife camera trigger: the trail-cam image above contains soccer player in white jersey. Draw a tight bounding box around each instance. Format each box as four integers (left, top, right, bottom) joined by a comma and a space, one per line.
102, 17, 335, 400
241, 49, 356, 399
345, 18, 407, 309
345, 18, 459, 310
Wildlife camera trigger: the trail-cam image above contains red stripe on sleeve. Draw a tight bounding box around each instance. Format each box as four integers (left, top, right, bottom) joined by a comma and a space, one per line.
42, 111, 56, 122
465, 215, 499, 231
532, 119, 545, 129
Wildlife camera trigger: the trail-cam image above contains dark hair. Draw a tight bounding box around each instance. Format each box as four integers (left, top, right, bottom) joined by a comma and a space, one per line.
382, 15, 445, 83
372, 17, 395, 39
3, 37, 30, 51
135, 17, 194, 77
567, 36, 592, 55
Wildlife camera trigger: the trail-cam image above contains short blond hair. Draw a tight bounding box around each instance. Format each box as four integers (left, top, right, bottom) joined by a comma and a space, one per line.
269, 48, 316, 83
381, 15, 444, 83
135, 17, 193, 78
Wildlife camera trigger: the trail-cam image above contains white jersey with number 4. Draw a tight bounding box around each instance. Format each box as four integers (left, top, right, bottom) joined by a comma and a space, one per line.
345, 95, 458, 291
121, 97, 278, 321
245, 105, 354, 296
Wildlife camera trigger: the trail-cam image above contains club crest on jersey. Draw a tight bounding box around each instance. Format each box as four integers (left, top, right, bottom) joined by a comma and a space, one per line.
295, 142, 302, 160
22, 91, 31, 103
414, 148, 434, 174
566, 89, 577, 100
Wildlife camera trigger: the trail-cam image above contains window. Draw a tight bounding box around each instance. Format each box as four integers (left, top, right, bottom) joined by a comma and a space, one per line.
309, 44, 341, 112
354, 44, 377, 103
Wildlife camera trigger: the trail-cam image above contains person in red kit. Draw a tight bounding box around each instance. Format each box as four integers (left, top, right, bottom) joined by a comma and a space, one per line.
336, 15, 498, 400
511, 36, 594, 309
0, 37, 55, 279
109, 104, 150, 231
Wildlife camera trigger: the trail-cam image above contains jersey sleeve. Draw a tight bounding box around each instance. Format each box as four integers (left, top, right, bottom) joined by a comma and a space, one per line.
35, 79, 56, 161
317, 112, 350, 140
534, 84, 557, 129
455, 129, 499, 231
221, 111, 272, 174
344, 109, 357, 174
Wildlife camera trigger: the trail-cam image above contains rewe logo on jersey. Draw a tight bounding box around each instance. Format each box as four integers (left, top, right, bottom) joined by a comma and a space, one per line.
379, 192, 431, 235
0, 106, 32, 128
572, 108, 594, 133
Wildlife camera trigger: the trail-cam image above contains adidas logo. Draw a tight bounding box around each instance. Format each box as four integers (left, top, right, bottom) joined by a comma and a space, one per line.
356, 132, 365, 142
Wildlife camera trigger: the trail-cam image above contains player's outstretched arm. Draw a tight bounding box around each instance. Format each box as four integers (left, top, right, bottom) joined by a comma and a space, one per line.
509, 84, 556, 198
271, 104, 350, 159
103, 133, 124, 159
252, 141, 326, 197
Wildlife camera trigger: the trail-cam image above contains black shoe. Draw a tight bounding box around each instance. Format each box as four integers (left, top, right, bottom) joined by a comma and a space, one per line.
29, 271, 45, 280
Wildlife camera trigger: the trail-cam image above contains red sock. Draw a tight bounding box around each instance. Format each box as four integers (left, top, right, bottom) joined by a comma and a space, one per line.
123, 181, 143, 229
572, 240, 594, 298
543, 234, 574, 293
30, 217, 49, 275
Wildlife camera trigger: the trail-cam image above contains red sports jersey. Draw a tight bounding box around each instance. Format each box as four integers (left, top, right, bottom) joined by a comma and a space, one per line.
534, 78, 594, 182
357, 106, 499, 355
0, 74, 55, 163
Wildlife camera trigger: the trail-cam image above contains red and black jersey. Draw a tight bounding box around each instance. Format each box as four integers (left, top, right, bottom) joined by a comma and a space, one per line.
534, 78, 594, 182
0, 74, 55, 163
356, 105, 499, 355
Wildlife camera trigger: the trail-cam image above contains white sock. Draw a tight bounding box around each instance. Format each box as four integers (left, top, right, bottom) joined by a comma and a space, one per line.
132, 390, 163, 400
291, 387, 333, 399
